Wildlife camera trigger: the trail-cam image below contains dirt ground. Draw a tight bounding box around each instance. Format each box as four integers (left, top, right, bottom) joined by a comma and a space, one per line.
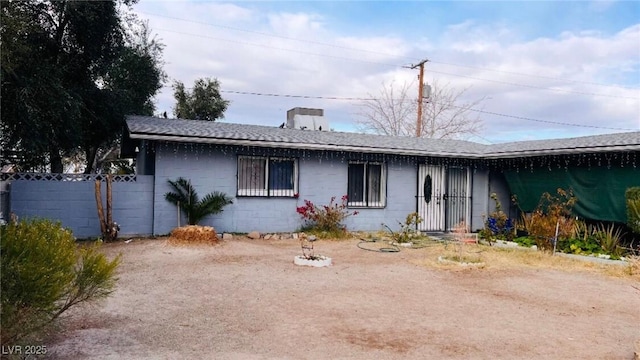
47, 237, 639, 360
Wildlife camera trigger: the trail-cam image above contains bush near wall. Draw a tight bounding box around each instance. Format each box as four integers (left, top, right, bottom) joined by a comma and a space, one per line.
1, 219, 120, 344
626, 187, 640, 235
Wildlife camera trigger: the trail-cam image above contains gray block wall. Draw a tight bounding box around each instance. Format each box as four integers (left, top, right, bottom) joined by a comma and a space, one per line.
152, 143, 419, 234
9, 176, 154, 239
489, 171, 513, 216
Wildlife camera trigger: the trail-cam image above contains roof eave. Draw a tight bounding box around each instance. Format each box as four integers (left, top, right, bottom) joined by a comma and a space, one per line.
484, 144, 640, 159
129, 133, 484, 159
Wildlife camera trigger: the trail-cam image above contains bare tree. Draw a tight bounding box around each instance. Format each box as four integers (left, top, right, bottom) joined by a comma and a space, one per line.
356, 80, 416, 136
356, 79, 485, 139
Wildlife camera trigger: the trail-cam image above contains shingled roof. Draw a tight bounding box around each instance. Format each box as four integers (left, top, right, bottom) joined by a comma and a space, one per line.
126, 115, 640, 159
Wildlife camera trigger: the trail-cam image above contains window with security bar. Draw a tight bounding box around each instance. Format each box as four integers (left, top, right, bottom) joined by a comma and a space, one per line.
347, 162, 386, 207
237, 156, 298, 197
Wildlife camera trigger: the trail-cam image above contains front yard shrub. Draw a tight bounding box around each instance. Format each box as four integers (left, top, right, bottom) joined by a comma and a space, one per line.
384, 212, 423, 243
559, 238, 601, 255
513, 236, 536, 248
528, 188, 577, 251
626, 187, 640, 235
594, 223, 624, 259
165, 177, 233, 225
559, 220, 601, 255
296, 195, 358, 237
479, 193, 514, 243
1, 219, 120, 344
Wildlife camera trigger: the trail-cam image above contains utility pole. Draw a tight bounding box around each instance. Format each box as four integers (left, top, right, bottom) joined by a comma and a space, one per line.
406, 59, 429, 137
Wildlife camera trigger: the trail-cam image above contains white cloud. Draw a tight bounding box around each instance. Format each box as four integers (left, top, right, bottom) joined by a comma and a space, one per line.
267, 12, 325, 35
134, 2, 639, 142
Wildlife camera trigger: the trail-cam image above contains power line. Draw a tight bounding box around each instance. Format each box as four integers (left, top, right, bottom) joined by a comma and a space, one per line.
186, 88, 639, 131
154, 27, 400, 67
466, 133, 494, 145
459, 107, 637, 131
429, 60, 640, 90
152, 27, 639, 101
139, 11, 639, 91
427, 69, 639, 100
221, 89, 375, 101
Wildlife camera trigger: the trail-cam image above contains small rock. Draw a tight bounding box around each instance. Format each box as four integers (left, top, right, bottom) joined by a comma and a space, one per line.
222, 233, 233, 240
292, 233, 298, 239
247, 231, 261, 239
264, 234, 272, 240
272, 234, 280, 240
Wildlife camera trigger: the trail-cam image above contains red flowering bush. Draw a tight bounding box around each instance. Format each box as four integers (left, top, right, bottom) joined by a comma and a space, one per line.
296, 195, 358, 233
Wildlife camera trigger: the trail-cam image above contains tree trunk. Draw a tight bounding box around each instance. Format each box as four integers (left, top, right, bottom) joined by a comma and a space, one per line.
94, 180, 107, 236
84, 146, 97, 174
50, 147, 63, 173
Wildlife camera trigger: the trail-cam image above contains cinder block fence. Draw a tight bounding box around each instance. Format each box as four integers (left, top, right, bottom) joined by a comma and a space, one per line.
1, 173, 154, 239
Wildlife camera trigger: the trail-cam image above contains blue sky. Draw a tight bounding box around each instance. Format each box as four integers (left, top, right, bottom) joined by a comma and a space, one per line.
132, 0, 640, 143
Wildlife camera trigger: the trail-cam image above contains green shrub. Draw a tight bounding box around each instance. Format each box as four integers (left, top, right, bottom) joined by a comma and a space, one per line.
384, 212, 423, 243
513, 236, 536, 248
559, 238, 601, 255
626, 187, 640, 235
1, 219, 120, 344
559, 220, 602, 255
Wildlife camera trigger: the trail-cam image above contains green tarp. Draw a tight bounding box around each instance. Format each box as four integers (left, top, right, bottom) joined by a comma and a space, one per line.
503, 167, 640, 223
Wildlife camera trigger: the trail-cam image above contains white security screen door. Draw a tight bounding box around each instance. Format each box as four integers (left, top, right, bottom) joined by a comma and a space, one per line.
417, 165, 471, 232
445, 167, 471, 231
417, 165, 445, 231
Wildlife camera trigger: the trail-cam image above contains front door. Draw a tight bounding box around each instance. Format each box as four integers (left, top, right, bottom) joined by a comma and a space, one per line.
417, 165, 445, 231
417, 165, 471, 232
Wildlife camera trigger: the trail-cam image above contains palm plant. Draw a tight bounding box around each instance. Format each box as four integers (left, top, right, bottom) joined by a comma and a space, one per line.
164, 177, 233, 225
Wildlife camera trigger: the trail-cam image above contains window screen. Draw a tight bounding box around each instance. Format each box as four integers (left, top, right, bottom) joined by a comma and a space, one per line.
238, 156, 297, 197
347, 162, 386, 207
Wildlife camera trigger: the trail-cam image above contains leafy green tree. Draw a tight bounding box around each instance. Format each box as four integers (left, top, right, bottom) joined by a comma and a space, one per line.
1, 219, 120, 344
164, 177, 233, 225
1, 0, 165, 173
173, 78, 230, 121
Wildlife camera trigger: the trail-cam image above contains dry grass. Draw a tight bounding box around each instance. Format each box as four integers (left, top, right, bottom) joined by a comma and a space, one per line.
167, 225, 219, 246
627, 255, 640, 276
411, 242, 640, 279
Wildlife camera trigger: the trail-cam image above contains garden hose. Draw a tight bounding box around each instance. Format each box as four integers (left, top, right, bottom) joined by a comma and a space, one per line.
356, 236, 484, 254
357, 238, 400, 253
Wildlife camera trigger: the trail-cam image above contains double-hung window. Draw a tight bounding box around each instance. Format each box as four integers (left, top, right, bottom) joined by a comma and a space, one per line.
237, 156, 298, 197
347, 162, 386, 207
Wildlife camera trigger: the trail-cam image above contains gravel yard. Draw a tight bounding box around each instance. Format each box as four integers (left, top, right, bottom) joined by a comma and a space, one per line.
47, 237, 640, 359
